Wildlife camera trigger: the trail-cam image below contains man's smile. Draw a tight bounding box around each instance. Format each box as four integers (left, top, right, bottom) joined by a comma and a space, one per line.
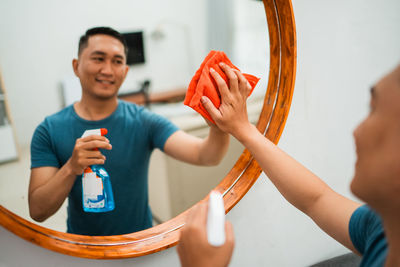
95, 78, 115, 85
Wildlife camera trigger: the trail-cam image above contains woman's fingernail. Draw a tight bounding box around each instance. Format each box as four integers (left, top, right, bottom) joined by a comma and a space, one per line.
219, 62, 225, 67
201, 96, 207, 103
210, 67, 215, 73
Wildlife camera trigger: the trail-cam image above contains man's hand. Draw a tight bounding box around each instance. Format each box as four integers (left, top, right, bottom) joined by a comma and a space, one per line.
201, 62, 253, 140
177, 202, 235, 267
28, 134, 112, 222
67, 135, 112, 175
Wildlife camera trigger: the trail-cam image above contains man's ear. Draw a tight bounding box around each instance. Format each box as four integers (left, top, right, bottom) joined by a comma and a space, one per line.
72, 58, 79, 77
122, 65, 129, 80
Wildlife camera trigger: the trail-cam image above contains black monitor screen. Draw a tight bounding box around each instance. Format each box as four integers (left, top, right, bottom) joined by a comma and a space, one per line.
122, 31, 145, 65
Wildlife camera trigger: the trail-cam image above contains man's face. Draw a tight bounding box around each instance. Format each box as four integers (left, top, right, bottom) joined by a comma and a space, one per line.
351, 66, 400, 211
73, 34, 129, 100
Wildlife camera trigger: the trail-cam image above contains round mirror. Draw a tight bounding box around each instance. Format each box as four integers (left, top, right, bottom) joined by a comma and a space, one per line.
0, 0, 296, 259
0, 0, 267, 233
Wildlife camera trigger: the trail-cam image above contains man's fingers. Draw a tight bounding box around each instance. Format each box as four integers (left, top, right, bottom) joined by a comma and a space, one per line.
81, 158, 106, 167
201, 96, 221, 122
200, 200, 209, 226
84, 150, 106, 159
77, 135, 111, 150
80, 140, 112, 151
210, 67, 230, 100
80, 135, 109, 143
186, 204, 200, 225
233, 69, 250, 96
225, 221, 235, 245
219, 63, 239, 94
195, 202, 208, 226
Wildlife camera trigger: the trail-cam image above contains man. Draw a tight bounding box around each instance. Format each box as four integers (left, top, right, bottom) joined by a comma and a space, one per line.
28, 27, 230, 236
178, 63, 400, 266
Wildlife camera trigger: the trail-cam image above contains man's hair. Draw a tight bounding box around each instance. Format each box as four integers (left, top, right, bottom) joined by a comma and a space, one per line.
78, 26, 128, 58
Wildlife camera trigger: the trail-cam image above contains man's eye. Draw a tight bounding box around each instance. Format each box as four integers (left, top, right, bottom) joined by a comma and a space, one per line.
93, 57, 103, 61
114, 60, 123, 65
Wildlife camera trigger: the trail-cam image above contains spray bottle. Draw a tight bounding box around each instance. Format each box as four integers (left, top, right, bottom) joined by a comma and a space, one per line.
81, 128, 115, 212
207, 191, 226, 246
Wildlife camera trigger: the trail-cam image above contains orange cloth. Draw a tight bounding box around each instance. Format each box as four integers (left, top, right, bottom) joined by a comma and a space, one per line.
184, 50, 260, 123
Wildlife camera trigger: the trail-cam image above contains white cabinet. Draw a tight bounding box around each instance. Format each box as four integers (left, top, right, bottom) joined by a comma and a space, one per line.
148, 130, 244, 223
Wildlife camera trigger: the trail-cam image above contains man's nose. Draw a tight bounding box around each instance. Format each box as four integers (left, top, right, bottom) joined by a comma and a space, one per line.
100, 61, 113, 75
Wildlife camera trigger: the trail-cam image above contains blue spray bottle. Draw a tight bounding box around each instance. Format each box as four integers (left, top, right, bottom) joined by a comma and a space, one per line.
81, 128, 115, 212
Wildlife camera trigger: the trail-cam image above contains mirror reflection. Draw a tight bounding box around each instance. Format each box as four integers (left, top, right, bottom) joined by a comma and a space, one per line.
0, 0, 268, 235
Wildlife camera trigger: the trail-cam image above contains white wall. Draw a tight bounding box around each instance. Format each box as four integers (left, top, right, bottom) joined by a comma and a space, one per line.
247, 0, 400, 265
1, 0, 400, 266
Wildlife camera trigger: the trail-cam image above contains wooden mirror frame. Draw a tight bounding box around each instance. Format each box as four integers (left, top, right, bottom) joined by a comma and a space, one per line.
0, 0, 296, 259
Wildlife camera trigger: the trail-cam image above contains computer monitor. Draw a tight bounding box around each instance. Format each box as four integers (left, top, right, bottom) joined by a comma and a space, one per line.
122, 31, 145, 65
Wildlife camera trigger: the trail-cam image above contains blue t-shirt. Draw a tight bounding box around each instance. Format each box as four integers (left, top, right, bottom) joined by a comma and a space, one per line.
31, 100, 179, 235
349, 205, 388, 267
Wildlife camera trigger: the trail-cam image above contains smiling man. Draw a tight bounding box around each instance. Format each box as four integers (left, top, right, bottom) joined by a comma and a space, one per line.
28, 27, 231, 236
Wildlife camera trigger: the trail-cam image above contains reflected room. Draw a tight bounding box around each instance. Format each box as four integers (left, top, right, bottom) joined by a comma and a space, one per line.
0, 0, 267, 234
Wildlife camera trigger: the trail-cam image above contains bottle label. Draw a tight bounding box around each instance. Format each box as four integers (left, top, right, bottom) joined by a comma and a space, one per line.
83, 172, 105, 208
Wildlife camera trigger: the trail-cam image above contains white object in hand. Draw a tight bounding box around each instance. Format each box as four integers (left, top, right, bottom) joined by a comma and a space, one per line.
81, 128, 108, 138
207, 191, 226, 246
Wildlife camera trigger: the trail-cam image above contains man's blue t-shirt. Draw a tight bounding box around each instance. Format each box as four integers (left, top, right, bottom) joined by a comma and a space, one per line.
30, 100, 179, 235
349, 205, 388, 267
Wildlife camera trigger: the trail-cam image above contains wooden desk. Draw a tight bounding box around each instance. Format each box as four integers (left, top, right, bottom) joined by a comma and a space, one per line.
118, 88, 187, 105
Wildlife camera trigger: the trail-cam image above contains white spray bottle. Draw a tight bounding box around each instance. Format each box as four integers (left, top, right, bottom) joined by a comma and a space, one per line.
81, 128, 115, 212
207, 191, 226, 246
